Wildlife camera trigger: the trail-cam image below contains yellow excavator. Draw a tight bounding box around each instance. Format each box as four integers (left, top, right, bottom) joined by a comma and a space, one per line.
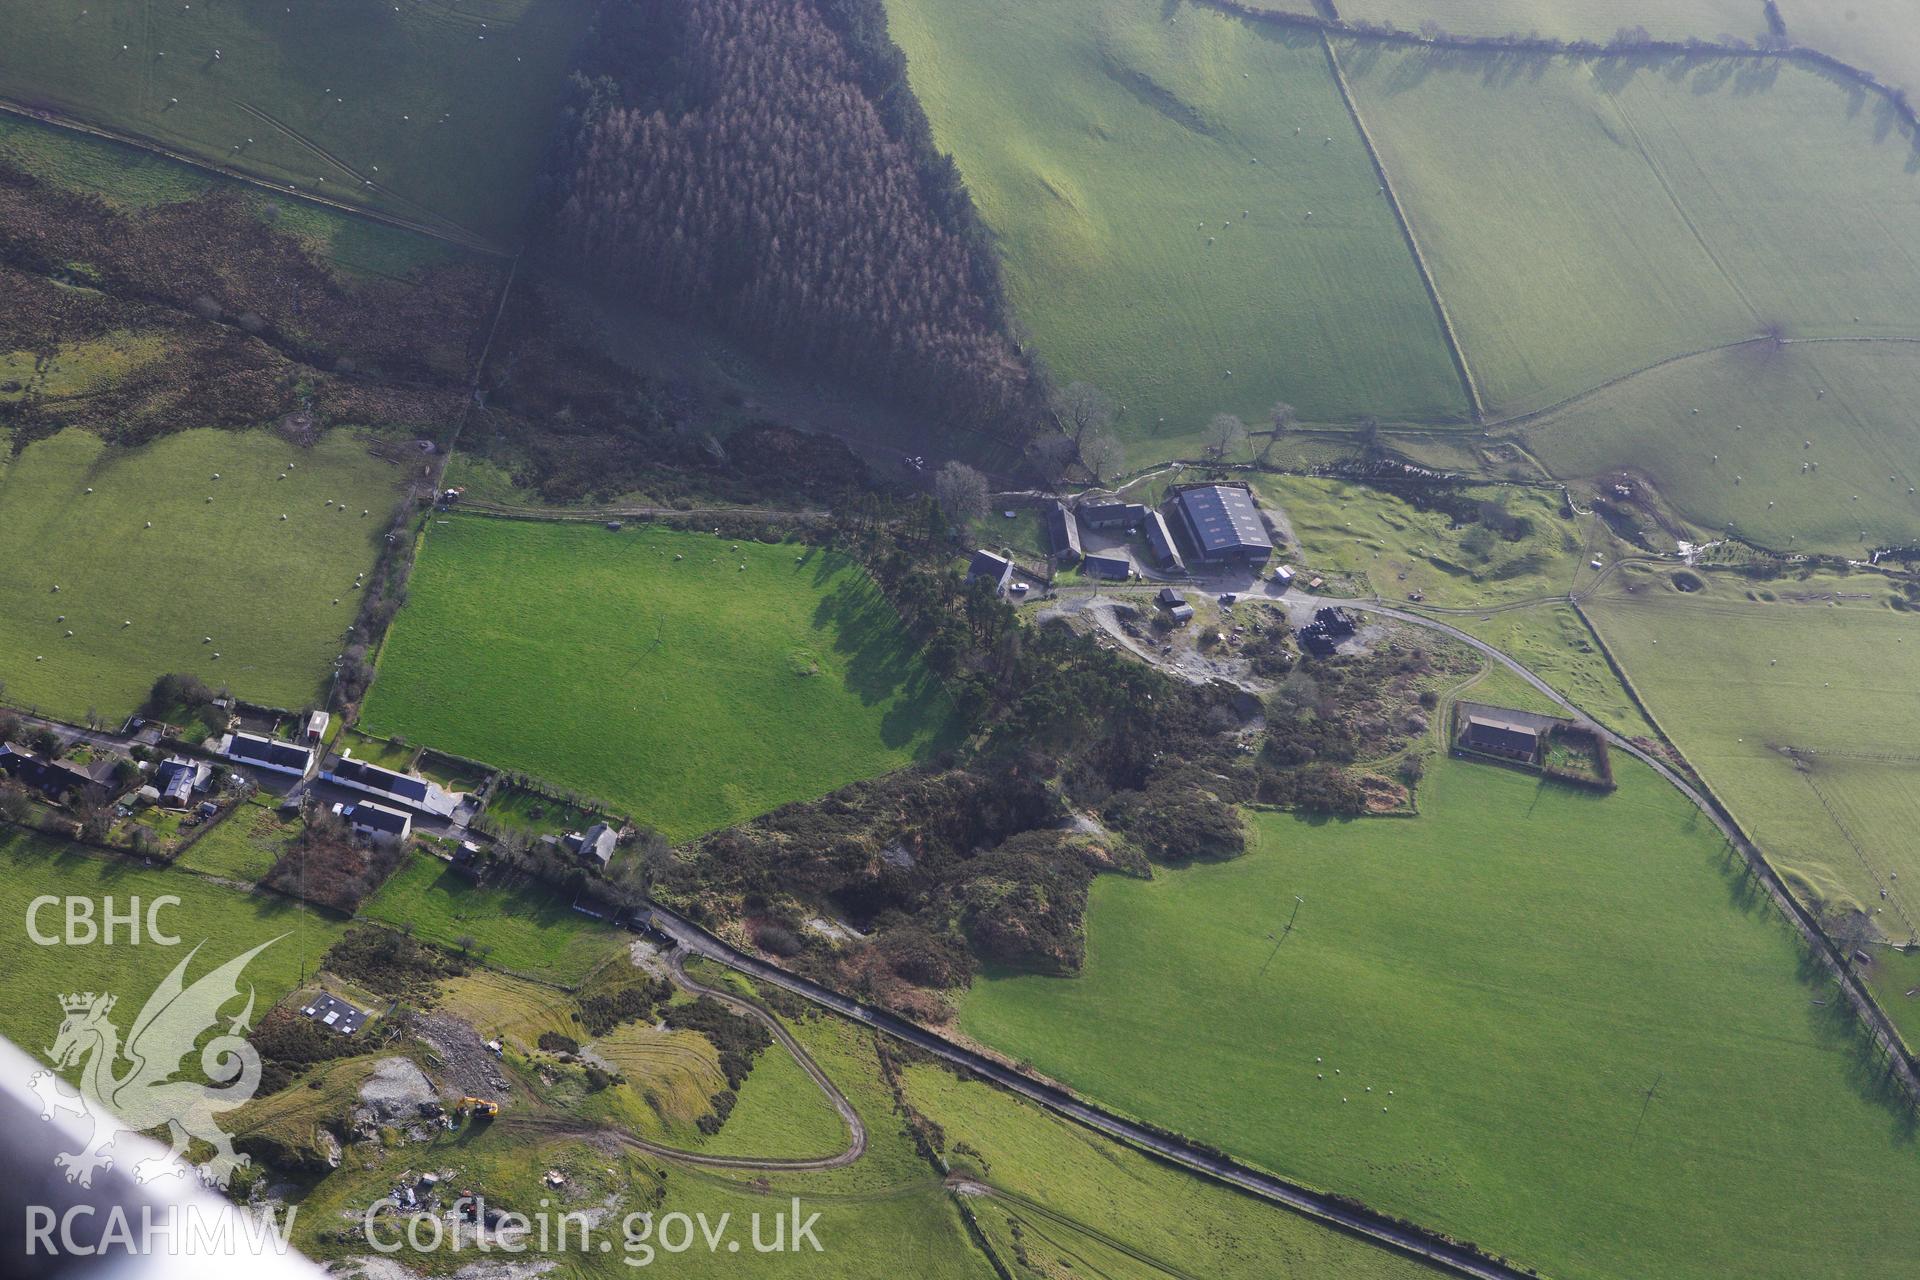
457, 1096, 499, 1120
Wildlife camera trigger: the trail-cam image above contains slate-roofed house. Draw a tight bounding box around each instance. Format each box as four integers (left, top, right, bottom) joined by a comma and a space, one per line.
0, 743, 118, 801
1143, 510, 1185, 572
967, 550, 1015, 596
220, 731, 314, 778
333, 799, 413, 843
1171, 484, 1274, 565
1077, 502, 1149, 531
1044, 502, 1083, 563
153, 757, 210, 809
564, 822, 618, 868
323, 752, 461, 819
1463, 716, 1541, 762
299, 992, 368, 1035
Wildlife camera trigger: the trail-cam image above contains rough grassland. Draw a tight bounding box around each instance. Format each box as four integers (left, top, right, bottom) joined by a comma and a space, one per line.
885, 0, 1467, 457
0, 427, 402, 722
961, 758, 1920, 1280
360, 850, 626, 985
361, 517, 958, 841
1585, 566, 1920, 923
1314, 0, 1769, 42
1523, 339, 1920, 555
1344, 46, 1920, 417
0, 0, 592, 241
1257, 474, 1612, 607
0, 831, 344, 1056
901, 1063, 1438, 1280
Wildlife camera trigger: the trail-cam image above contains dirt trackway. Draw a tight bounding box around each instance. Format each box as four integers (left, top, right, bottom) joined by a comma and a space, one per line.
498, 949, 865, 1173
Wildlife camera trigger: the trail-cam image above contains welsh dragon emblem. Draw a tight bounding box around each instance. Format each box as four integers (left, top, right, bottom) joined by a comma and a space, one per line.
29, 938, 279, 1189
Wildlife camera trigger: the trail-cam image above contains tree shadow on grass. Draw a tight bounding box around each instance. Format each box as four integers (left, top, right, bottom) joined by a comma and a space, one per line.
1702, 838, 1920, 1143
809, 575, 959, 753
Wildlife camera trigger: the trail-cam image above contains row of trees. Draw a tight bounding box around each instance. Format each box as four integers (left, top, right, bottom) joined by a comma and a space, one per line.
542, 0, 1038, 431
1025, 383, 1307, 485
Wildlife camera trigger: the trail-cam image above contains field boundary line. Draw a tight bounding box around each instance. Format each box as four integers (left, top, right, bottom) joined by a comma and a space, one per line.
1572, 596, 1920, 1090
1593, 71, 1762, 327
641, 906, 1546, 1280
1319, 34, 1485, 424
226, 99, 480, 245
0, 96, 508, 257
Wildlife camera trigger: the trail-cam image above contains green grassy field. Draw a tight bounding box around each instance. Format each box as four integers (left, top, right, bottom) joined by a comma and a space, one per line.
1344, 46, 1920, 418
0, 427, 403, 722
1522, 340, 1920, 555
0, 831, 343, 1054
960, 757, 1920, 1280
1316, 0, 1769, 41
885, 0, 1467, 458
1445, 602, 1657, 739
360, 849, 626, 985
0, 0, 592, 242
1779, 0, 1920, 96
1584, 566, 1920, 924
690, 1026, 851, 1161
177, 793, 303, 881
901, 1063, 1440, 1280
361, 516, 959, 841
0, 114, 460, 279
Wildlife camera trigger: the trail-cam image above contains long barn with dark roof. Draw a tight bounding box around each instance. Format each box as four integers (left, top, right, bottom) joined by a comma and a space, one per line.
1170, 484, 1273, 565
323, 752, 462, 819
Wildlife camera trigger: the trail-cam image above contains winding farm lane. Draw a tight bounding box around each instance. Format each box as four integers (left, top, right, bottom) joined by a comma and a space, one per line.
631, 577, 1918, 1280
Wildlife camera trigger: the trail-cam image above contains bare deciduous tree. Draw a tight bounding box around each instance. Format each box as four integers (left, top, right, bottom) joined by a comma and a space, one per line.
1259, 400, 1297, 465
933, 461, 990, 529
1204, 413, 1249, 465
1082, 430, 1127, 485
1025, 432, 1078, 490
1050, 381, 1116, 449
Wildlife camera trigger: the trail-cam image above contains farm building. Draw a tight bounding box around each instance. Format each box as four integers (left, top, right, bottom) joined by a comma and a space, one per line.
332, 799, 413, 843
219, 731, 314, 779
1157, 587, 1185, 608
1462, 716, 1541, 761
1170, 484, 1273, 565
1077, 501, 1148, 531
1084, 552, 1132, 580
299, 992, 368, 1036
1045, 501, 1083, 562
967, 550, 1015, 596
323, 752, 462, 819
1273, 564, 1296, 587
1168, 603, 1195, 625
1143, 510, 1185, 572
1452, 701, 1569, 764
564, 822, 618, 868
